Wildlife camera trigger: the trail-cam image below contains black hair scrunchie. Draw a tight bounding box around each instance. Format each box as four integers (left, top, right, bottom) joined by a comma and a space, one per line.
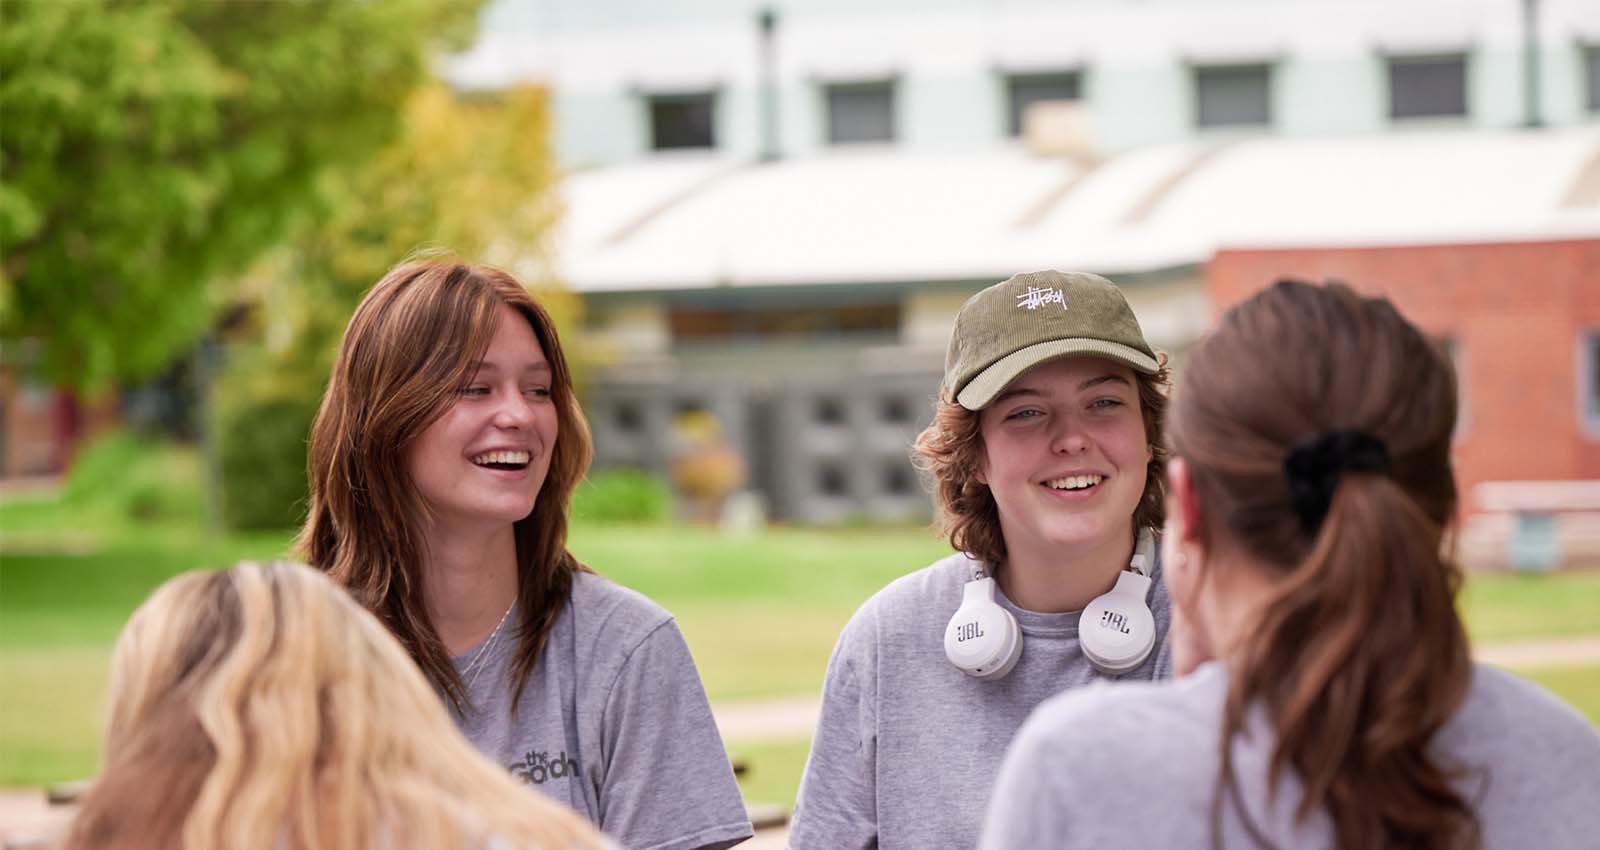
1283, 430, 1390, 536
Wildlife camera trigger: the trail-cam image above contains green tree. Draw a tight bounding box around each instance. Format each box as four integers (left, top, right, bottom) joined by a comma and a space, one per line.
0, 0, 484, 391
213, 83, 567, 529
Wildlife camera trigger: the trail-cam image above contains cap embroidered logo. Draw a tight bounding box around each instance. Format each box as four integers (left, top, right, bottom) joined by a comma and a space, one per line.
1015, 286, 1067, 311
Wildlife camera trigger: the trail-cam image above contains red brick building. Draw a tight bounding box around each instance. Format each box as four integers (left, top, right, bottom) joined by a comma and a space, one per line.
1206, 236, 1600, 566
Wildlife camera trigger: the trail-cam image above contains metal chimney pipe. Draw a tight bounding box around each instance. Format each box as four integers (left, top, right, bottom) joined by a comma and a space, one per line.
1523, 0, 1543, 127
758, 7, 781, 161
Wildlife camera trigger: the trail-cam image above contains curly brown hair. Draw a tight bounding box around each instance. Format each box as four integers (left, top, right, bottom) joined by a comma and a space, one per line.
913, 361, 1170, 567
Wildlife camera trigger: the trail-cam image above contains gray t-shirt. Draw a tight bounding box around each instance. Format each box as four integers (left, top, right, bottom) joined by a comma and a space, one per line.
452, 572, 752, 850
788, 550, 1174, 850
981, 661, 1600, 850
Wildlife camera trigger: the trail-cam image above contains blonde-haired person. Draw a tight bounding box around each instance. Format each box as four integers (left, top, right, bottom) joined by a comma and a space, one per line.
298, 261, 750, 850
981, 281, 1600, 850
789, 271, 1176, 850
62, 561, 609, 850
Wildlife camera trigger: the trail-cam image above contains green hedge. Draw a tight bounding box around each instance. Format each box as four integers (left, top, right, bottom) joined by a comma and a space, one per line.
63, 431, 202, 524
213, 394, 319, 531
572, 469, 672, 524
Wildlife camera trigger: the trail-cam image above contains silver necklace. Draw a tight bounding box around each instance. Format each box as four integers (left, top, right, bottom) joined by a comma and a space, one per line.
459, 600, 516, 691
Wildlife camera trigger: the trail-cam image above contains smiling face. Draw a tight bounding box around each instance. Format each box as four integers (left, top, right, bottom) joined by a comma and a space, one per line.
977, 356, 1151, 562
405, 302, 559, 534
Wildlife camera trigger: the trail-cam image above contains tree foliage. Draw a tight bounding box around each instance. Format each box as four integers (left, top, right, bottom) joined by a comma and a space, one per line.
0, 0, 484, 390
213, 83, 568, 529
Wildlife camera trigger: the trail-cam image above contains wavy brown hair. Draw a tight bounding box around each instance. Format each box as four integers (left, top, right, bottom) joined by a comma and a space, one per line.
62, 562, 601, 850
296, 260, 593, 713
1170, 280, 1476, 850
913, 361, 1170, 567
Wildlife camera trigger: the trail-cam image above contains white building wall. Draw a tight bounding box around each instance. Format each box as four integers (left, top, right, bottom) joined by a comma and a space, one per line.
452, 0, 1600, 166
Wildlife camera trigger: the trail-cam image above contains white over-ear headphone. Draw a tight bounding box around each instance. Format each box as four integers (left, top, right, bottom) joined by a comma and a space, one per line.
944, 529, 1158, 679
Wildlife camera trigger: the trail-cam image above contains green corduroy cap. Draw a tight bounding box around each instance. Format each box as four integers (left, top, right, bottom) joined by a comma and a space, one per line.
942, 270, 1159, 411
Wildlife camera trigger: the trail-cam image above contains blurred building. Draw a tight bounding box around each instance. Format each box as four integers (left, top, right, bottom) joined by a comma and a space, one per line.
452, 0, 1600, 525
1210, 236, 1600, 569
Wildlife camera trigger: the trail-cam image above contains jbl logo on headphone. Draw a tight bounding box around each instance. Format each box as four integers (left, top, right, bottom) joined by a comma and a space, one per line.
954, 621, 985, 642
1098, 610, 1130, 634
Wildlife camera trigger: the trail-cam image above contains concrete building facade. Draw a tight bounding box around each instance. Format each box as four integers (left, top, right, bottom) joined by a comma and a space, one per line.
453, 0, 1600, 524
454, 0, 1600, 167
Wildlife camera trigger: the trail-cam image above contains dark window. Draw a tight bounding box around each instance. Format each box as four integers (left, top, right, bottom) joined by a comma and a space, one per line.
883, 462, 915, 496
649, 92, 715, 150
881, 396, 913, 425
1587, 47, 1600, 113
1434, 335, 1469, 437
614, 402, 643, 433
1583, 333, 1600, 426
826, 81, 895, 144
1388, 55, 1468, 120
1006, 71, 1081, 137
669, 303, 900, 342
818, 463, 849, 497
1194, 64, 1272, 128
815, 397, 846, 427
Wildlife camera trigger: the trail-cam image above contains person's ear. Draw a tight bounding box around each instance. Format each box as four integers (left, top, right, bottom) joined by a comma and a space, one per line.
1166, 457, 1204, 547
1161, 457, 1205, 607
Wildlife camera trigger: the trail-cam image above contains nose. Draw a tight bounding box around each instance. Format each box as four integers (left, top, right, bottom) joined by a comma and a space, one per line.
1050, 415, 1090, 455
492, 393, 537, 430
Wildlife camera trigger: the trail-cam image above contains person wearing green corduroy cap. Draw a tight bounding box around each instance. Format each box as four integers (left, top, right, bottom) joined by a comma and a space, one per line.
789, 270, 1178, 850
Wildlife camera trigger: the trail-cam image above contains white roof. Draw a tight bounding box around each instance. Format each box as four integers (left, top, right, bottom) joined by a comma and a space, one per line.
556, 127, 1600, 294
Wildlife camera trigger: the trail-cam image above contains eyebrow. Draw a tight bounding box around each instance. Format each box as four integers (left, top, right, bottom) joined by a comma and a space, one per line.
1079, 374, 1132, 391
473, 360, 552, 375
992, 373, 1132, 404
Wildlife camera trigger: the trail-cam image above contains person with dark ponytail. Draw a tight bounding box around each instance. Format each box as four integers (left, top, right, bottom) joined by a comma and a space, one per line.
980, 280, 1600, 850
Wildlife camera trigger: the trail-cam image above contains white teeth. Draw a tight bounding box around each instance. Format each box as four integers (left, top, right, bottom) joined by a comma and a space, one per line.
472, 450, 531, 466
1047, 474, 1103, 491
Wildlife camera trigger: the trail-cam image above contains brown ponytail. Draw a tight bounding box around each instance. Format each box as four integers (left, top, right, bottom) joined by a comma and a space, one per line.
1172, 281, 1478, 850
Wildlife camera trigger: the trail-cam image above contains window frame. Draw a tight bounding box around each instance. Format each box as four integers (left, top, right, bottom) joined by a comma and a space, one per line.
1192, 63, 1274, 130
1584, 45, 1600, 114
1386, 53, 1470, 121
1004, 70, 1083, 138
1579, 329, 1600, 440
646, 90, 717, 151
823, 79, 897, 146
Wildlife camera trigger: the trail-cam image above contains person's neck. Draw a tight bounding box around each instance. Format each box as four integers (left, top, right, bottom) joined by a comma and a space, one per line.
421, 521, 520, 655
997, 526, 1136, 614
1199, 548, 1281, 664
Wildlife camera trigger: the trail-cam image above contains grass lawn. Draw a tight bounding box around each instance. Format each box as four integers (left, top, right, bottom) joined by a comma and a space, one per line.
4, 496, 1599, 789
727, 736, 814, 807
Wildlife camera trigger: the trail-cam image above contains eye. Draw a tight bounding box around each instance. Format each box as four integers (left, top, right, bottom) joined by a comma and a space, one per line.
1089, 398, 1125, 411
458, 385, 491, 398
525, 386, 553, 400
1004, 407, 1043, 421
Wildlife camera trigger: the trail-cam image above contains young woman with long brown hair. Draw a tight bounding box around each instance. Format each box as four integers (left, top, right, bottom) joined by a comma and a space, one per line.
790, 271, 1176, 850
298, 260, 751, 850
980, 280, 1600, 850
62, 561, 608, 850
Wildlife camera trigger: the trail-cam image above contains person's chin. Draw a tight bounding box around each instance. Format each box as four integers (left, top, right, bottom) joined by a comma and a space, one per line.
1041, 515, 1118, 550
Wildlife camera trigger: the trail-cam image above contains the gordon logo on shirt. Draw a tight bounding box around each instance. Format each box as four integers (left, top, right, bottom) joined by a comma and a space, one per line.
508, 749, 581, 785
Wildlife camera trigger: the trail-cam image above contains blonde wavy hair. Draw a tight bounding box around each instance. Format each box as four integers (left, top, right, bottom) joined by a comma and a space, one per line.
62, 561, 603, 850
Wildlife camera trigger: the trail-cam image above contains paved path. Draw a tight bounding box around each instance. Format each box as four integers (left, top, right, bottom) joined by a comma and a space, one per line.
715, 697, 821, 743
1472, 634, 1600, 671
0, 790, 70, 850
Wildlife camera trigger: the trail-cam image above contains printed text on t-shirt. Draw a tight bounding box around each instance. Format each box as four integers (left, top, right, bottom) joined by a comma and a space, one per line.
508, 749, 581, 785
